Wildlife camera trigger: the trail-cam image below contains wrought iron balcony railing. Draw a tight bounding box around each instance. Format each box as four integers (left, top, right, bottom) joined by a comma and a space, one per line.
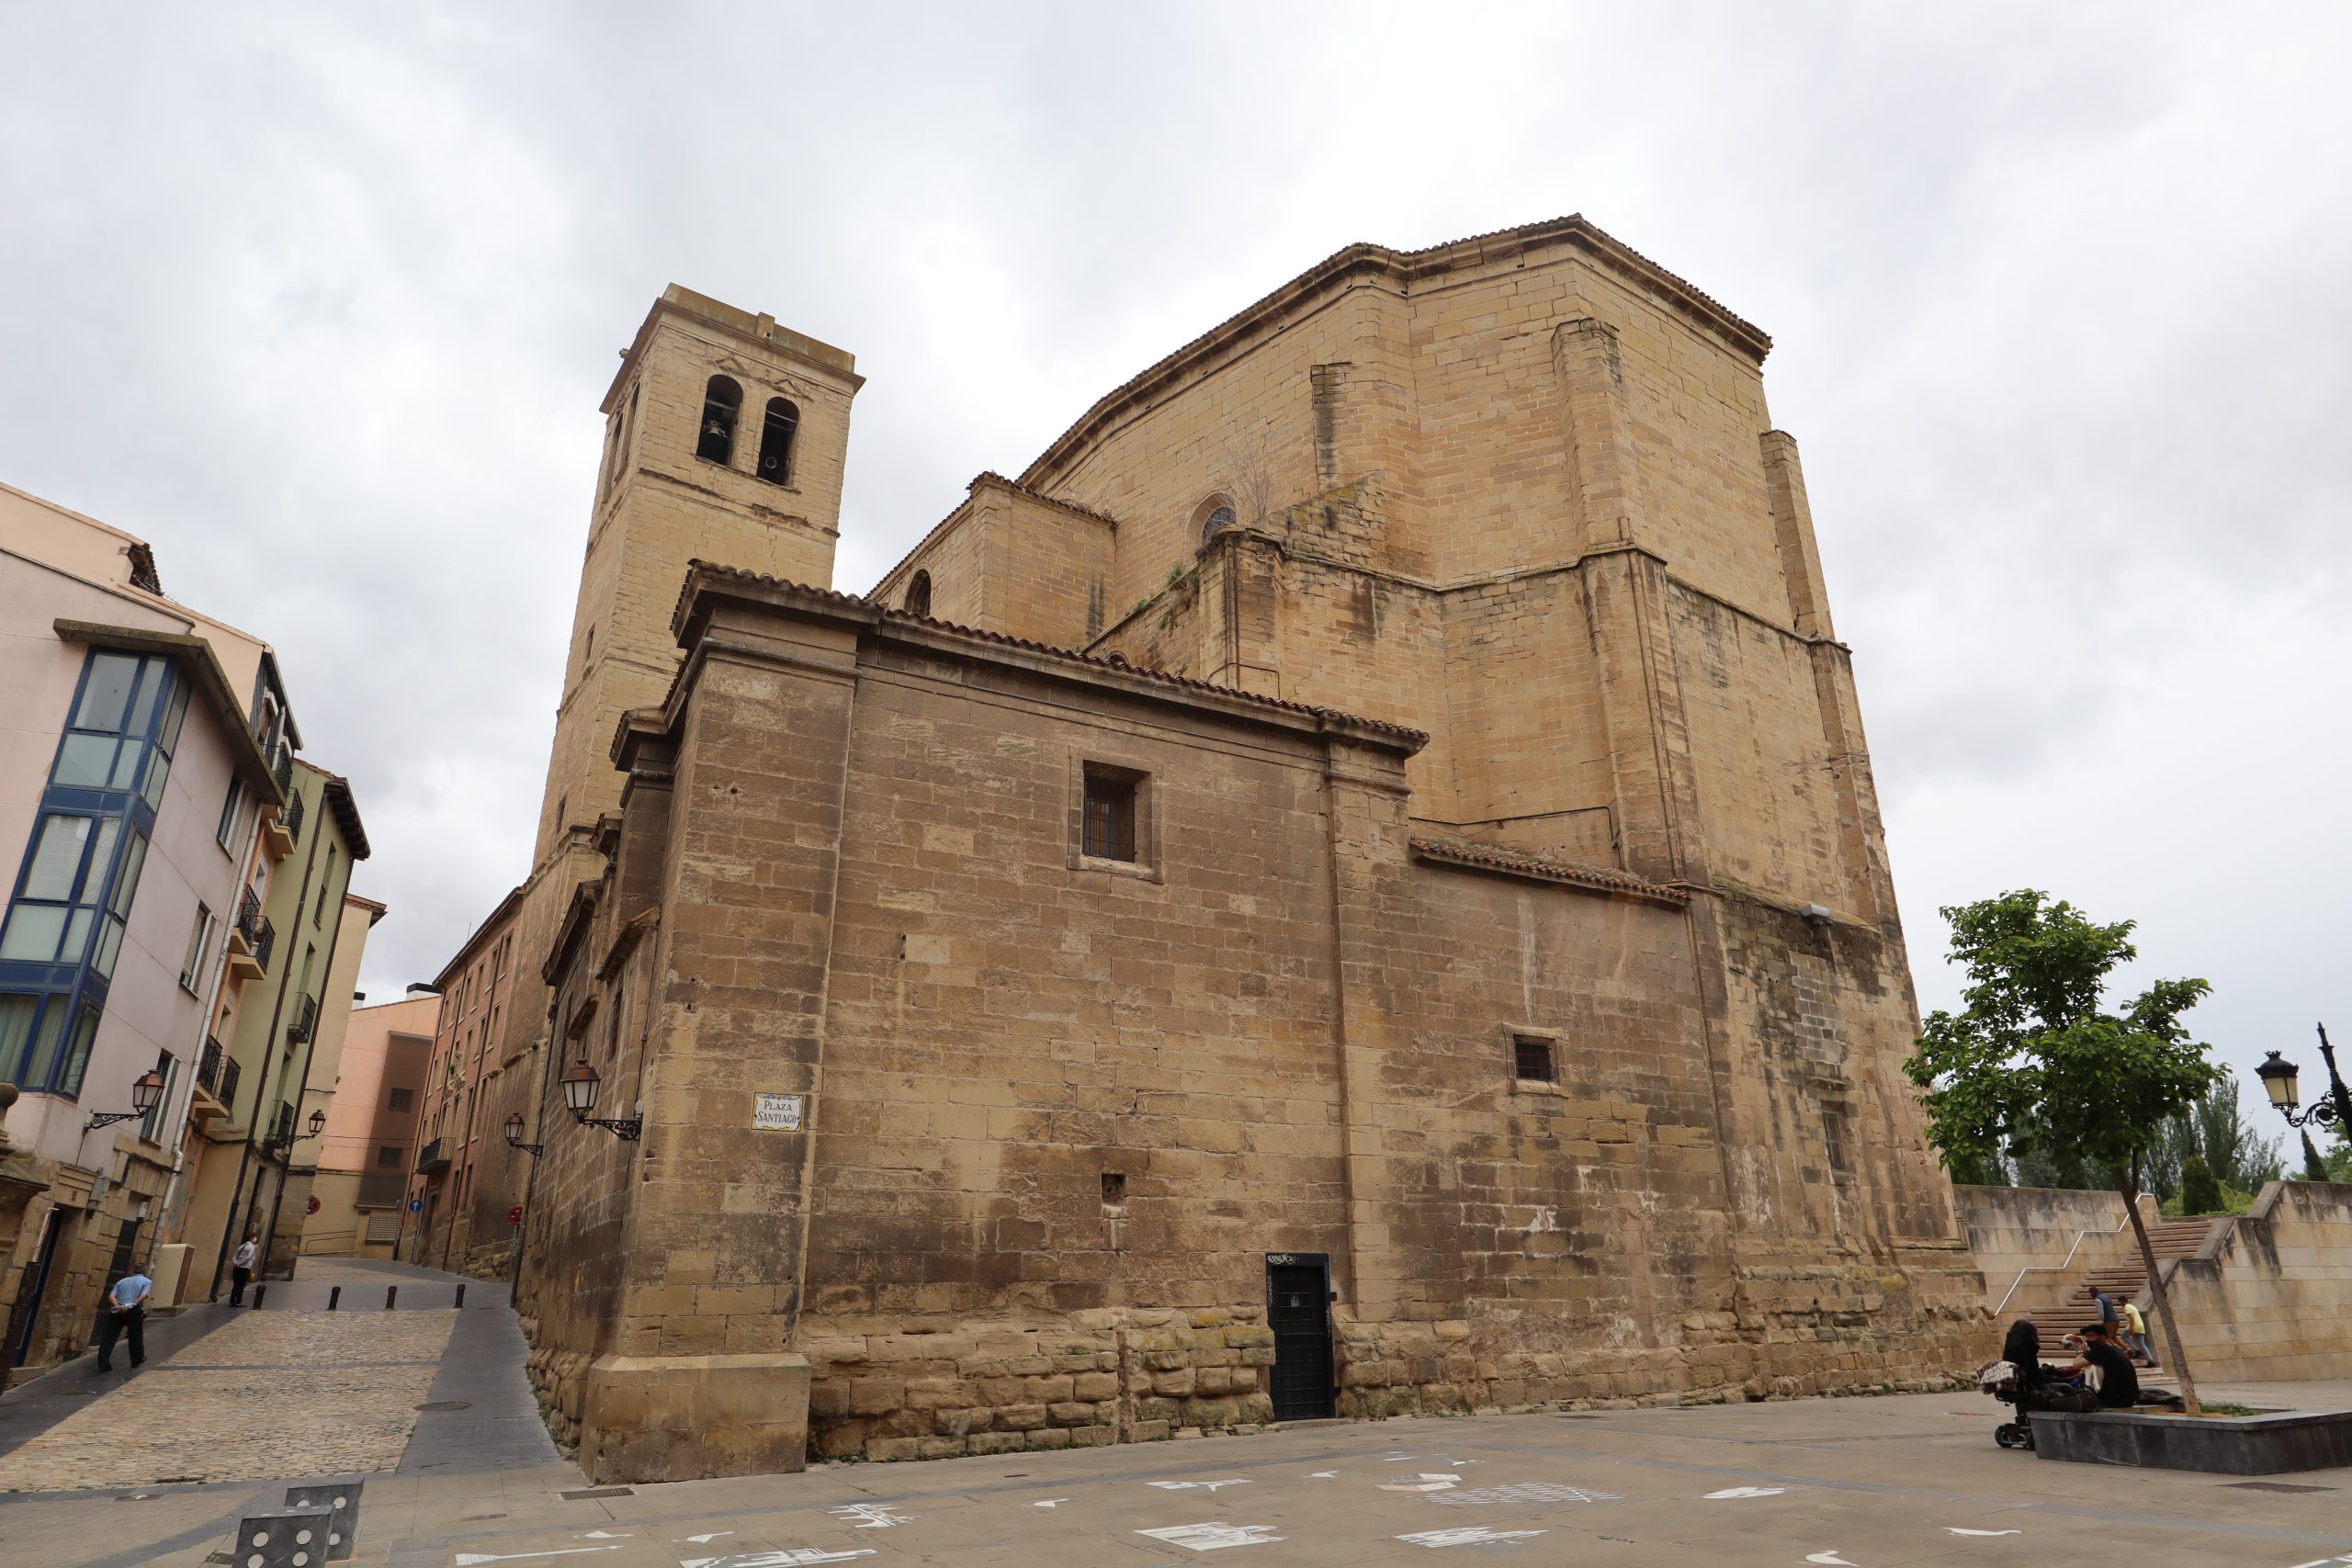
254, 917, 276, 974
287, 992, 319, 1046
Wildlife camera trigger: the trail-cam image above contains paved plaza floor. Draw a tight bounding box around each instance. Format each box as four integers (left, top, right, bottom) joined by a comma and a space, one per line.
0, 1263, 2346, 1568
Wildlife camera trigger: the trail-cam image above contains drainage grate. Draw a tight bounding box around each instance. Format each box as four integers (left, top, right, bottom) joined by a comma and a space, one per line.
561, 1487, 634, 1500
2222, 1480, 2334, 1494
415, 1400, 472, 1412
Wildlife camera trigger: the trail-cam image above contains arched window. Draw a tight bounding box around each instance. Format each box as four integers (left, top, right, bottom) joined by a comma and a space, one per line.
696, 375, 741, 465
904, 570, 933, 618
755, 398, 799, 486
1194, 494, 1238, 547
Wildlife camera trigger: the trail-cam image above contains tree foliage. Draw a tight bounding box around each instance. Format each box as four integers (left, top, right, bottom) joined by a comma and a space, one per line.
1905, 890, 2223, 1182
2143, 1075, 2283, 1200
2178, 1155, 2224, 1215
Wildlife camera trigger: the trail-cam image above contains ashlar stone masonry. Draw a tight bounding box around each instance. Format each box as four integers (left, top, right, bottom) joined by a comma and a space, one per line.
493, 217, 1986, 1483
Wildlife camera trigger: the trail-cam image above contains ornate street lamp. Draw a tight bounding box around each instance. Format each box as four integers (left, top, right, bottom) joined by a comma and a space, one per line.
503, 1111, 544, 1157
2256, 1023, 2352, 1135
560, 1058, 641, 1142
85, 1068, 166, 1131
301, 1107, 327, 1140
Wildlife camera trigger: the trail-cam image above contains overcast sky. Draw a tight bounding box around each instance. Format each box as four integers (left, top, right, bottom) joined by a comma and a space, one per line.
3, 5, 2345, 1134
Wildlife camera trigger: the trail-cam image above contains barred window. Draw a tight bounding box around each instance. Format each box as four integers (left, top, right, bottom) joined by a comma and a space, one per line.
1081, 772, 1137, 862
1512, 1035, 1555, 1083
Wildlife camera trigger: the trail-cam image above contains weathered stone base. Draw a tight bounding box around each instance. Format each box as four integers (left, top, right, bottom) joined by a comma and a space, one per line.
578, 1351, 810, 1483
797, 1280, 1988, 1462
2033, 1407, 2352, 1473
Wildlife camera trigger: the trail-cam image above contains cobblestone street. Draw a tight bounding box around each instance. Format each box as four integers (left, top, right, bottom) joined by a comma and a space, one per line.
0, 1307, 456, 1491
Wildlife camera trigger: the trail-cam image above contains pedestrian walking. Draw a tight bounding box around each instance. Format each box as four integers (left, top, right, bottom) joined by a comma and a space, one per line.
96, 1267, 151, 1372
230, 1234, 257, 1305
2086, 1284, 2119, 1336
2120, 1299, 2159, 1369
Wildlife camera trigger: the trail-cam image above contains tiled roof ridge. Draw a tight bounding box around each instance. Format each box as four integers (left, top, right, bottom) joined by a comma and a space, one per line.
1408, 832, 1690, 905
865, 471, 1124, 604
1014, 213, 1771, 491
676, 558, 1429, 748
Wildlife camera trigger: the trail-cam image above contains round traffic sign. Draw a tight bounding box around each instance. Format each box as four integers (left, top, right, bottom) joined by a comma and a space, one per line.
407, 1197, 423, 1213
506, 1204, 524, 1227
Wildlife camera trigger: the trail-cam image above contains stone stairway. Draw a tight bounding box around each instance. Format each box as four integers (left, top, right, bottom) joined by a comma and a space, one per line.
2008, 1216, 2216, 1343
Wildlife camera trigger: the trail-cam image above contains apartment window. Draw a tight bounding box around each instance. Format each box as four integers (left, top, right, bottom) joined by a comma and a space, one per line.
904, 570, 932, 618
389, 1087, 413, 1112
216, 779, 245, 851
0, 815, 141, 976
696, 375, 742, 465
1512, 1034, 1555, 1083
376, 1145, 403, 1168
139, 1049, 175, 1141
179, 904, 215, 993
1080, 770, 1138, 862
0, 993, 99, 1098
755, 397, 799, 485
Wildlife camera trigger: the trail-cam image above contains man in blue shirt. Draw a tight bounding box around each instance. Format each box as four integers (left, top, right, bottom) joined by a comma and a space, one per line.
96, 1267, 152, 1372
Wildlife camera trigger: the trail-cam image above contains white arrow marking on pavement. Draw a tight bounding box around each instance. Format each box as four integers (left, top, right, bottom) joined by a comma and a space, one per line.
1148, 1479, 1251, 1492
580, 1532, 629, 1539
1805, 1553, 1857, 1566
1136, 1523, 1286, 1551
1379, 1473, 1464, 1493
681, 1552, 877, 1568
1309, 1472, 1339, 1479
1398, 1527, 1548, 1548
827, 1505, 910, 1529
683, 1533, 735, 1543
454, 1550, 621, 1566
1704, 1487, 1787, 1499
1946, 1529, 2021, 1537
1032, 1499, 1069, 1508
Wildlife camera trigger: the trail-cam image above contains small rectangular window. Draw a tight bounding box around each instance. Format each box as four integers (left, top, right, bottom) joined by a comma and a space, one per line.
1101, 1171, 1127, 1211
1512, 1034, 1555, 1083
141, 1050, 175, 1141
376, 1145, 403, 1168
180, 904, 214, 992
389, 1087, 413, 1111
217, 780, 245, 850
1081, 772, 1137, 862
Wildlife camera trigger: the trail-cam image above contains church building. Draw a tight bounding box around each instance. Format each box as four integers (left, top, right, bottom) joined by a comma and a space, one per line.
485, 217, 1984, 1483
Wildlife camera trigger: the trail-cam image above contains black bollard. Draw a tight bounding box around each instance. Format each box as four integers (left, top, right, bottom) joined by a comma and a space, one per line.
454, 1282, 466, 1309
386, 1285, 397, 1311
328, 1286, 340, 1312
253, 1283, 266, 1311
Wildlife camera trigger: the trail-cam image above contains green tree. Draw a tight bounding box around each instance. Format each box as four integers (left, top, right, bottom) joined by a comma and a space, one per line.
2300, 1130, 2331, 1183
2143, 1077, 2283, 1201
1905, 890, 2223, 1414
2178, 1155, 2223, 1214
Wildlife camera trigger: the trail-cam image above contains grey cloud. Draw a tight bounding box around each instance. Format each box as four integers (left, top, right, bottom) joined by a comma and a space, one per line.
2, 2, 2344, 1105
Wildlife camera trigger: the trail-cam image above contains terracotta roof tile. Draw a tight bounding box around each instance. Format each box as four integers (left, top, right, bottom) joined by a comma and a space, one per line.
672, 560, 1428, 750
1408, 834, 1690, 907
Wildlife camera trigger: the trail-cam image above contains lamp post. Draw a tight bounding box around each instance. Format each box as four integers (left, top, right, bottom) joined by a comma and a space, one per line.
2255, 1023, 2352, 1140
503, 1111, 544, 1157
560, 1058, 641, 1142
85, 1068, 165, 1132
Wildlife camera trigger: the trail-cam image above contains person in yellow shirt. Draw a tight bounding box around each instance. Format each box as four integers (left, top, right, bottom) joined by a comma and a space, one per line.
2120, 1300, 2158, 1369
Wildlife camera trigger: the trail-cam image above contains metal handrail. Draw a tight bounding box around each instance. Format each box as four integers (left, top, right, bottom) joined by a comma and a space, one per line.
1990, 1202, 2141, 1318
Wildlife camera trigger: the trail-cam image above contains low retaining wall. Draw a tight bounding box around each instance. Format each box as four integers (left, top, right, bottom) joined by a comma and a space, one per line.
2156, 1180, 2352, 1382
2034, 1406, 2352, 1474
1952, 1184, 2146, 1316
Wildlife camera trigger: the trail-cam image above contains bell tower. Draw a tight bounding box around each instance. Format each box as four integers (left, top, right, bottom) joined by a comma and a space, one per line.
533, 286, 863, 863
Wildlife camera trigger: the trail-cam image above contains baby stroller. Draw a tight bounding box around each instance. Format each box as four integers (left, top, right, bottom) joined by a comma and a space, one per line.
1978, 1359, 2093, 1449
1984, 1322, 2099, 1450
